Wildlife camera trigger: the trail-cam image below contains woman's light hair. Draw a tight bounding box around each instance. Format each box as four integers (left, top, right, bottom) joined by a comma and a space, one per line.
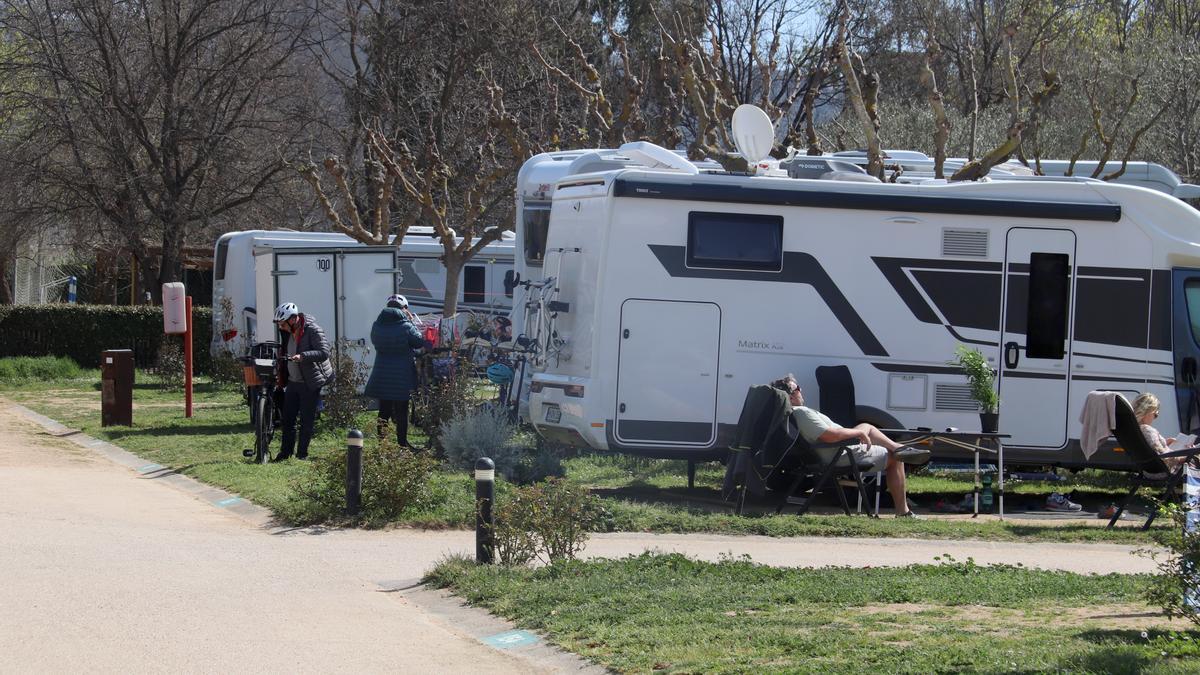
1133, 392, 1160, 420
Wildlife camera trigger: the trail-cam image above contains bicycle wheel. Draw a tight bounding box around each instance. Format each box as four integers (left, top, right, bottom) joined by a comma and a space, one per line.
254, 393, 272, 464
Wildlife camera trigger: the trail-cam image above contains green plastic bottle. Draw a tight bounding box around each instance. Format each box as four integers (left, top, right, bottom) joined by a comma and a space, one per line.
981, 473, 995, 513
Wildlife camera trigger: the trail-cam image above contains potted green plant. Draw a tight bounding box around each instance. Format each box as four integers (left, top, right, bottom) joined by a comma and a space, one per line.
949, 345, 1000, 432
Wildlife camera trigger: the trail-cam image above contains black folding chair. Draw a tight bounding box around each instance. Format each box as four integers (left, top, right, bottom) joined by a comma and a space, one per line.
1107, 395, 1200, 529
723, 385, 793, 514
775, 430, 875, 517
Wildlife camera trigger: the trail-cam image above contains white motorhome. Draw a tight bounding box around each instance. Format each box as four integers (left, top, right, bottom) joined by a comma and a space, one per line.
212, 229, 515, 359
514, 143, 1200, 470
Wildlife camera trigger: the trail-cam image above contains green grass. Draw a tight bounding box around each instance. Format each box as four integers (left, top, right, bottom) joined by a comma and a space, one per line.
0, 356, 85, 381
428, 553, 1200, 674
0, 373, 1169, 543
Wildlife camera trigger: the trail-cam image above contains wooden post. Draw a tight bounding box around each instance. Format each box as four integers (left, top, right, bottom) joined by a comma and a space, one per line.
185, 295, 193, 418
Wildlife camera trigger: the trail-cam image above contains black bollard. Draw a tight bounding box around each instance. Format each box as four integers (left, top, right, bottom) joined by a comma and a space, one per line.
346, 428, 364, 515
475, 457, 495, 564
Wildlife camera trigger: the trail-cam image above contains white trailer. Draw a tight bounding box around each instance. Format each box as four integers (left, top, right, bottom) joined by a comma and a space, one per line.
514, 143, 1200, 470
211, 229, 515, 358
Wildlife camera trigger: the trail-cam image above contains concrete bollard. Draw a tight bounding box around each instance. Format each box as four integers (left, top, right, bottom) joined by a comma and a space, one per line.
475, 457, 495, 564
346, 429, 364, 515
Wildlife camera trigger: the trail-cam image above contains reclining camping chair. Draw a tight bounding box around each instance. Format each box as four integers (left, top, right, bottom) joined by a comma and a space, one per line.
774, 427, 875, 517
815, 365, 882, 515
723, 384, 794, 514
1107, 395, 1200, 529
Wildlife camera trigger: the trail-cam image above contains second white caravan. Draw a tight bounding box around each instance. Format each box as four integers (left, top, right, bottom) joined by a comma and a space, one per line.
516, 145, 1200, 470
212, 229, 515, 357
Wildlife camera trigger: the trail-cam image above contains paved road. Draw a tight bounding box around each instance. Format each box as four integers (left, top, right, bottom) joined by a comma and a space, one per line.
0, 404, 545, 673
0, 401, 1159, 672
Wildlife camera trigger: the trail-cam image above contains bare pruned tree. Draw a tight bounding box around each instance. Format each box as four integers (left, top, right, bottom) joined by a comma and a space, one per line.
0, 0, 321, 301
301, 0, 580, 317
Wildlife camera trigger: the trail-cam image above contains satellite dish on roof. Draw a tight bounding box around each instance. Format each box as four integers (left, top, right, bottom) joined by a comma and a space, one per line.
731, 104, 774, 166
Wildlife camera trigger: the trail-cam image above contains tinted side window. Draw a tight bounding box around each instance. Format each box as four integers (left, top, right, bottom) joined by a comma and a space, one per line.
523, 206, 550, 265
214, 239, 229, 281
464, 266, 486, 304
1026, 252, 1070, 359
686, 212, 783, 271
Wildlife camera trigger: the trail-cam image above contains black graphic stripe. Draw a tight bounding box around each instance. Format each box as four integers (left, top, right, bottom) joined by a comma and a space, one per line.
648, 245, 888, 356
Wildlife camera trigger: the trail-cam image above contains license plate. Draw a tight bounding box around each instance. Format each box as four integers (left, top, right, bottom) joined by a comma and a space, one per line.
544, 406, 561, 423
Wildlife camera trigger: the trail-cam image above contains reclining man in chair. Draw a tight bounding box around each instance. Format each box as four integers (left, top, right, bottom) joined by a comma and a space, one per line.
772, 374, 928, 519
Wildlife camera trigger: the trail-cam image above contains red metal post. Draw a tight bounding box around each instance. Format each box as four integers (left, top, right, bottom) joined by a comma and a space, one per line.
185, 295, 193, 418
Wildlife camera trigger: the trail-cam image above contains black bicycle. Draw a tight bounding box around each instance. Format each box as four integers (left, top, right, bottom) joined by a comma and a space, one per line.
240, 342, 282, 464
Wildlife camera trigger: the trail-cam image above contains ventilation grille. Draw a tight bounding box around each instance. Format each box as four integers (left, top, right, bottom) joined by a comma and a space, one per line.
942, 228, 989, 257
934, 383, 981, 411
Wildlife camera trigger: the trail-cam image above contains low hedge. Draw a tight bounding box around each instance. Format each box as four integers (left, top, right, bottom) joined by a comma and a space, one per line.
0, 304, 213, 373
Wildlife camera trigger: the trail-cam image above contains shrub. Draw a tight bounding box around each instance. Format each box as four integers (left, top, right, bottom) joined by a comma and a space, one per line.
492, 478, 604, 566
1145, 498, 1200, 627
0, 355, 84, 381
154, 336, 185, 390
0, 304, 213, 373
319, 339, 370, 432
440, 407, 564, 484
412, 354, 477, 450
292, 433, 439, 524
440, 403, 520, 472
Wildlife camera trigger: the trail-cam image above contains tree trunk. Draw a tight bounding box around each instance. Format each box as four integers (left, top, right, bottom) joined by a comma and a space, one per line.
155, 220, 187, 303
441, 255, 463, 319
0, 254, 11, 304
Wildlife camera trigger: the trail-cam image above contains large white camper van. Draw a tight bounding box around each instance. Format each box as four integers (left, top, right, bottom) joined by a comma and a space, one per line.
513, 142, 1200, 470
212, 229, 515, 359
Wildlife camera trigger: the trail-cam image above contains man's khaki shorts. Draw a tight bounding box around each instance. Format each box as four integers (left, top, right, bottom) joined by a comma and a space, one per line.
815, 444, 889, 474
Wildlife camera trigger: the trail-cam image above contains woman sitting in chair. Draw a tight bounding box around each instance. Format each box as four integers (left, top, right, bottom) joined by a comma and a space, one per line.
1133, 393, 1186, 471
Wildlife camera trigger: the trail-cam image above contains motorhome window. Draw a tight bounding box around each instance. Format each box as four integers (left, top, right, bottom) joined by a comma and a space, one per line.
214, 239, 229, 281
1025, 252, 1070, 359
523, 205, 550, 265
1184, 279, 1200, 346
686, 212, 783, 271
464, 266, 486, 304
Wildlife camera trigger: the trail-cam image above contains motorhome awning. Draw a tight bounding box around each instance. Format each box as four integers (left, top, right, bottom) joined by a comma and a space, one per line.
612, 177, 1123, 223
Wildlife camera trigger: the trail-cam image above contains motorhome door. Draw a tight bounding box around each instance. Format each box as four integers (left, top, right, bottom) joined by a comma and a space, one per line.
337, 249, 400, 374
274, 251, 338, 341
615, 300, 720, 446
998, 228, 1077, 448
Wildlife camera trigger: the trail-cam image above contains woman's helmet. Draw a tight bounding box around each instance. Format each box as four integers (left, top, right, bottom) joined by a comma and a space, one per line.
486, 363, 514, 385
273, 302, 299, 322
386, 293, 408, 308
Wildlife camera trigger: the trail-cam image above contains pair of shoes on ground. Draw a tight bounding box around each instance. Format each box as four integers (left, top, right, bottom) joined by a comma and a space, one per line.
932, 498, 967, 513
270, 453, 309, 463
892, 445, 931, 464
1045, 492, 1082, 512
896, 510, 923, 520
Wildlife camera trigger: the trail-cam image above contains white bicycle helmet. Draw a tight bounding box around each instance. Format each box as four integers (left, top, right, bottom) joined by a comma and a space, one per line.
273, 302, 299, 322
386, 294, 408, 308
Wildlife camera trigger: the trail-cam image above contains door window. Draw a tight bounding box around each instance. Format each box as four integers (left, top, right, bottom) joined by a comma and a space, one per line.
1026, 252, 1070, 359
1184, 279, 1200, 347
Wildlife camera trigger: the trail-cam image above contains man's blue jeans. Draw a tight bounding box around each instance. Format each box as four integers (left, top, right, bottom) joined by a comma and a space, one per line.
280, 384, 320, 458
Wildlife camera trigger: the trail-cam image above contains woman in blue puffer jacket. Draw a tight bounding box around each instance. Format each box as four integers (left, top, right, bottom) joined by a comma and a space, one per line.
364, 294, 425, 446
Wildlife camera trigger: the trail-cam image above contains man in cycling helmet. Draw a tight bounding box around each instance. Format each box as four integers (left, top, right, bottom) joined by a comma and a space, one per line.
273, 302, 332, 461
